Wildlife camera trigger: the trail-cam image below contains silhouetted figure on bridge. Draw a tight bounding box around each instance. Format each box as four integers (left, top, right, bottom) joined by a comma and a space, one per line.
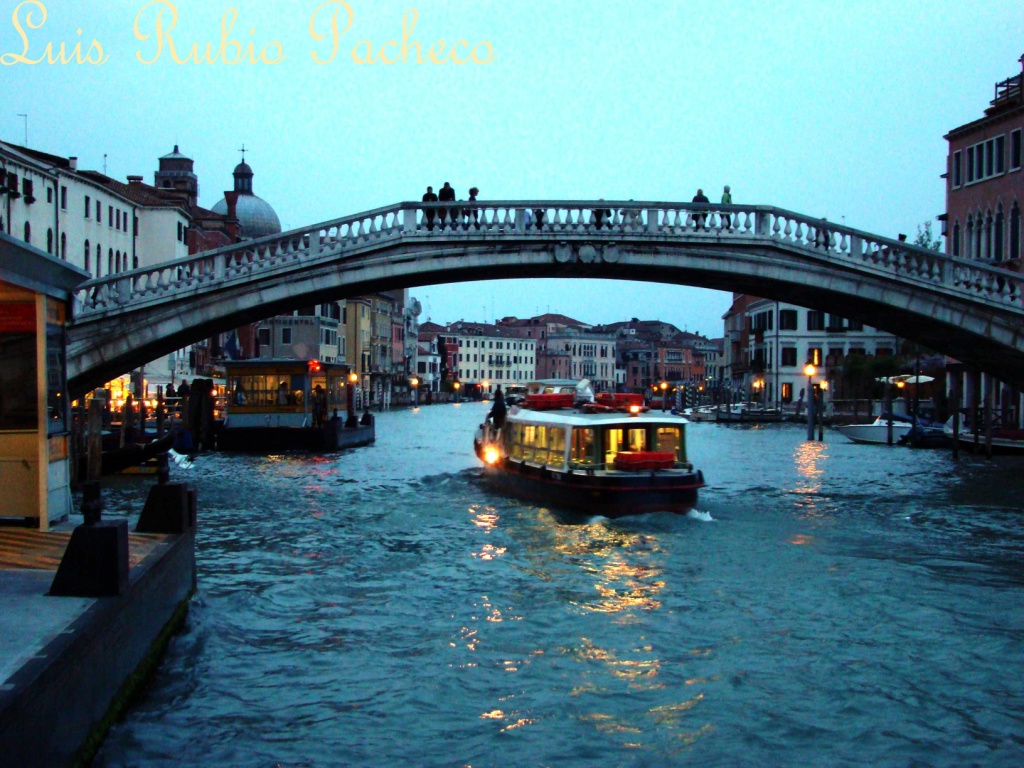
692, 188, 710, 230
438, 182, 455, 227
593, 200, 612, 229
422, 186, 438, 230
721, 185, 732, 229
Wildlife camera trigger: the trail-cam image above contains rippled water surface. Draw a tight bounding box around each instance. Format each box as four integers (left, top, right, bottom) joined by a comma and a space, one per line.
95, 403, 1024, 767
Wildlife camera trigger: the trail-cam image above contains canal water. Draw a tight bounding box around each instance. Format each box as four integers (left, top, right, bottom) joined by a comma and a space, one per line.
94, 403, 1024, 767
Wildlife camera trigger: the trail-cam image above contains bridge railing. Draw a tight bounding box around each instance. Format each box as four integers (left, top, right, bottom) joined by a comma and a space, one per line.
71, 201, 1023, 318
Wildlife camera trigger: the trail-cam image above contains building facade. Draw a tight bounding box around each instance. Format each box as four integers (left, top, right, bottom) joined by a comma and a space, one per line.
943, 54, 1023, 267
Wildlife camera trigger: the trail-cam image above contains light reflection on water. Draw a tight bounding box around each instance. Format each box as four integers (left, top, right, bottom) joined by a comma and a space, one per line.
93, 405, 1024, 768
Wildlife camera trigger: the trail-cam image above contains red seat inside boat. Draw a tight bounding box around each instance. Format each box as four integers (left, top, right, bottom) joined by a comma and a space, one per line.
613, 451, 676, 470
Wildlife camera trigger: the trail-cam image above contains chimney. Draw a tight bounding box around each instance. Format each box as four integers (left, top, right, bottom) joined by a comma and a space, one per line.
127, 175, 143, 186
68, 156, 78, 171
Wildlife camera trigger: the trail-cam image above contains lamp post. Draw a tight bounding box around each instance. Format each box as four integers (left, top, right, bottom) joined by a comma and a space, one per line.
804, 363, 816, 440
345, 371, 358, 428
660, 381, 668, 411
481, 379, 490, 400
752, 378, 763, 410
817, 379, 828, 441
453, 380, 461, 403
410, 377, 419, 407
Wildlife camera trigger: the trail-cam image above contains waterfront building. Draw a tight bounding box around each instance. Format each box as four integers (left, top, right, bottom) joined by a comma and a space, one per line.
433, 320, 537, 395
941, 53, 1024, 426
942, 53, 1023, 268
729, 296, 899, 409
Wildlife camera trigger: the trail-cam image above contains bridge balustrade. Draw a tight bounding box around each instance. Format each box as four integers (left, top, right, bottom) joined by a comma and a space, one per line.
70, 201, 1023, 319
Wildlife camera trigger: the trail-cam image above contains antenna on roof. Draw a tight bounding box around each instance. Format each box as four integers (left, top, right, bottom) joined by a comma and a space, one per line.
16, 113, 27, 145
103, 153, 107, 175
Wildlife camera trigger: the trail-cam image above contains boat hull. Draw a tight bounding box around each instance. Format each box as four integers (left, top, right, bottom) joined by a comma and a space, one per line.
834, 422, 912, 445
479, 456, 704, 517
216, 423, 375, 452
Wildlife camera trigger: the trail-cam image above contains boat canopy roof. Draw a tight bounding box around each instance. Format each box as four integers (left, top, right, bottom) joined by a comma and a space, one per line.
508, 407, 689, 428
525, 379, 595, 400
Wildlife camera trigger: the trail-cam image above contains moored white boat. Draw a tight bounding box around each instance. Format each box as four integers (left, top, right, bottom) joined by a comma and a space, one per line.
834, 416, 913, 445
474, 381, 705, 517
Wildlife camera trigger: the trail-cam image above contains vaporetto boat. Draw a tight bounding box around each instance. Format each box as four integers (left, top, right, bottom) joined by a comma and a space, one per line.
473, 380, 705, 517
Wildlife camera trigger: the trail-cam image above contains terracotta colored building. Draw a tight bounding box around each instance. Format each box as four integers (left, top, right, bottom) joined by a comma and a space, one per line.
943, 54, 1023, 266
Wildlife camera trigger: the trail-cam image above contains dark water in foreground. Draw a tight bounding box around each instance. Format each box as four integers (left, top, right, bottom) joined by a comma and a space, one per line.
94, 403, 1024, 767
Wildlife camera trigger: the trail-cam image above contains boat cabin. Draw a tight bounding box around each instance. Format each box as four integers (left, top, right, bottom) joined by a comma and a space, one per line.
223, 359, 352, 428
503, 411, 690, 472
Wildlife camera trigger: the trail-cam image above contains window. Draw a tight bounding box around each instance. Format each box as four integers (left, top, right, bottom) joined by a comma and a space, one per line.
60, 232, 66, 259
46, 228, 53, 253
779, 309, 798, 330
952, 151, 962, 187
23, 221, 30, 243
47, 186, 53, 204
84, 240, 90, 272
807, 310, 825, 331
781, 348, 798, 366
60, 186, 67, 209
282, 327, 292, 344
22, 177, 33, 203
95, 200, 101, 220
108, 206, 113, 227
995, 208, 1004, 262
965, 138, 1005, 183
1011, 129, 1022, 170
952, 222, 960, 257
807, 347, 822, 366
85, 195, 91, 216
847, 319, 863, 331
108, 248, 113, 274
258, 328, 270, 347
96, 244, 102, 277
1011, 204, 1020, 261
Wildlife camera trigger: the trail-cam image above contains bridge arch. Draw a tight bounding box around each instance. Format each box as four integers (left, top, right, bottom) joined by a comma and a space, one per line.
67, 201, 1024, 395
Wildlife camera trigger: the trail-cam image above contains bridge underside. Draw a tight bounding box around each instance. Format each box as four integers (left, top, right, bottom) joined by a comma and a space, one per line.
67, 237, 1024, 396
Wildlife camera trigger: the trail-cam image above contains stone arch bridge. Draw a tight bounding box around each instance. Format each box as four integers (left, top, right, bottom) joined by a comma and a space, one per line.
67, 200, 1024, 396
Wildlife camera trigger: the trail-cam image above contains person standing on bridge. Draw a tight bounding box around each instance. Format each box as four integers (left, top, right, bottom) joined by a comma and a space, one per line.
721, 185, 732, 229
422, 186, 438, 231
692, 188, 710, 230
438, 182, 455, 228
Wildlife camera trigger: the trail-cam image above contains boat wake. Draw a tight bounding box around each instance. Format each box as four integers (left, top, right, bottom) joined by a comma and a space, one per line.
686, 509, 714, 522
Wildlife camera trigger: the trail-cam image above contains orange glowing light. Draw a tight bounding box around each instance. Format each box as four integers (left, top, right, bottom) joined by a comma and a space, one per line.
629, 404, 641, 415
484, 445, 500, 464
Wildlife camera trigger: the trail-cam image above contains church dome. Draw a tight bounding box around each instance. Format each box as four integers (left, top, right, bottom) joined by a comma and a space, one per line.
211, 154, 282, 239
212, 194, 281, 239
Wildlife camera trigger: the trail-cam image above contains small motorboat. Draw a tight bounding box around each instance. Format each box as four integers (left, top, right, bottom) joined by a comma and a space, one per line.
834, 415, 913, 445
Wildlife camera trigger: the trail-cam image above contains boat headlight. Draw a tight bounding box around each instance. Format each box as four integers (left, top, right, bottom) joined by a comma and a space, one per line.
484, 445, 501, 465
629, 405, 641, 416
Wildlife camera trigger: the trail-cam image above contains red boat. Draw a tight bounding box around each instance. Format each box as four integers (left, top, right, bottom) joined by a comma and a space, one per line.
474, 381, 705, 517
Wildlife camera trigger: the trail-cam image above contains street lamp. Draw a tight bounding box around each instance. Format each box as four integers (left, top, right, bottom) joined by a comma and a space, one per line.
481, 379, 490, 398
410, 377, 419, 407
453, 380, 461, 403
660, 381, 668, 411
346, 371, 359, 428
804, 363, 816, 440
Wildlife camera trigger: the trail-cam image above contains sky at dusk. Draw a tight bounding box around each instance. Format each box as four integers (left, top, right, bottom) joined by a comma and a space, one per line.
2, 0, 1021, 337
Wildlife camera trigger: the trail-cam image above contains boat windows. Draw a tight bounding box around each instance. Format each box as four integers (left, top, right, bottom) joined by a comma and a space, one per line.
604, 427, 648, 467
570, 427, 597, 466
655, 426, 684, 462
508, 422, 566, 466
